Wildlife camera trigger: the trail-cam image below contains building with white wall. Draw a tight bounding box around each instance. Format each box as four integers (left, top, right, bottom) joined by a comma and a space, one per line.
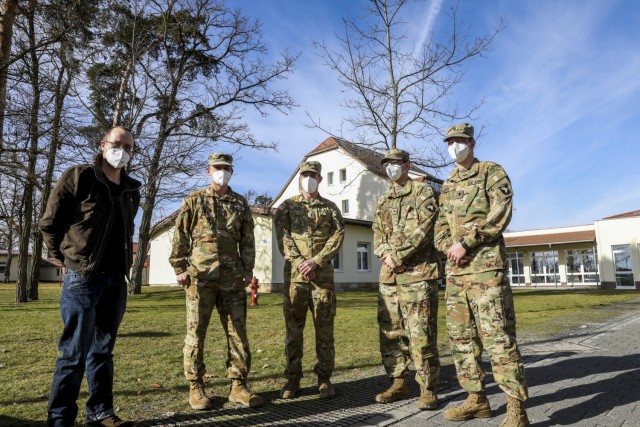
504, 210, 640, 290
148, 136, 442, 291
0, 251, 61, 283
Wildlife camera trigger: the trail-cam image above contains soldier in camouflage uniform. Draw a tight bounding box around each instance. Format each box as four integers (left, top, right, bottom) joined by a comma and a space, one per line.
169, 153, 264, 410
372, 148, 441, 410
274, 161, 345, 400
434, 124, 529, 427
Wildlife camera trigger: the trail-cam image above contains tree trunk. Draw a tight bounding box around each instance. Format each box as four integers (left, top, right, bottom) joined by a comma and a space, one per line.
27, 50, 70, 299
16, 0, 40, 303
112, 61, 132, 127
129, 188, 156, 294
129, 128, 168, 294
0, 0, 18, 153
3, 228, 13, 283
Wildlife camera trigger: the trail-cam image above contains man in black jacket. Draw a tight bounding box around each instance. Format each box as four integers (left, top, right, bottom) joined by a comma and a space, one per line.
40, 126, 141, 427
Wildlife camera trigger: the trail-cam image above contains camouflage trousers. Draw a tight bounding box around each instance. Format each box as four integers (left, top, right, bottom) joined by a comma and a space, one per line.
445, 270, 528, 400
378, 280, 440, 390
283, 281, 336, 379
183, 278, 251, 382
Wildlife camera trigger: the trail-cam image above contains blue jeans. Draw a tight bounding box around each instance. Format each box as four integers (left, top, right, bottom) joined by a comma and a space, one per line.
47, 270, 128, 427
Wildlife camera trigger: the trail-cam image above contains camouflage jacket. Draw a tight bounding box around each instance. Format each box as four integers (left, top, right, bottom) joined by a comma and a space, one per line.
169, 186, 255, 282
372, 179, 440, 284
274, 194, 345, 283
434, 159, 513, 276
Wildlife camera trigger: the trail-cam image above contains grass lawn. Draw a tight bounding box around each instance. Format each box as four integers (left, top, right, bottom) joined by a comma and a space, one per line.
0, 283, 639, 424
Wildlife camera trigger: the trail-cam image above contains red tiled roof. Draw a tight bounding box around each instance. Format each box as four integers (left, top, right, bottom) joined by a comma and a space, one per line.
505, 230, 595, 247
603, 210, 640, 219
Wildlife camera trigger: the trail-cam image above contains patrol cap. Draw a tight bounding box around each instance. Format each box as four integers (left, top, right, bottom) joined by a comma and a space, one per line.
208, 153, 233, 167
380, 148, 410, 165
299, 160, 322, 175
444, 123, 474, 141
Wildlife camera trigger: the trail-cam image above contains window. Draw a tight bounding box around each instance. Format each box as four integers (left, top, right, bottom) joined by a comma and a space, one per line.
506, 252, 525, 285
566, 248, 599, 285
357, 242, 370, 271
0, 262, 5, 274
612, 245, 634, 287
529, 250, 558, 284
327, 172, 334, 185
332, 249, 342, 271
341, 199, 349, 215
339, 168, 347, 183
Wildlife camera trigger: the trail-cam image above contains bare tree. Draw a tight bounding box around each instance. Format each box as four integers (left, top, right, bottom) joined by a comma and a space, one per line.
0, 0, 18, 153
88, 0, 297, 294
312, 0, 501, 169
244, 189, 273, 207
0, 175, 21, 282
5, 0, 102, 301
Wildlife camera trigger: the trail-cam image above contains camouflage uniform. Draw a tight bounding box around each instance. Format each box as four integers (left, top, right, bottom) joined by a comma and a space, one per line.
435, 157, 528, 401
372, 178, 440, 391
169, 183, 255, 383
274, 191, 345, 380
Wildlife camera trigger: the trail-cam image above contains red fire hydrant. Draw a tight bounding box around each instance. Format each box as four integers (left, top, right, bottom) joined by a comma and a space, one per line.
250, 277, 260, 306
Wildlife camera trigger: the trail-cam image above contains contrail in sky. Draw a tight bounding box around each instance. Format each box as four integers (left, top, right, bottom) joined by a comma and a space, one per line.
413, 0, 443, 60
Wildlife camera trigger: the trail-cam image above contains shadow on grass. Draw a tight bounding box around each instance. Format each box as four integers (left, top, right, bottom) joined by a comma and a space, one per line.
0, 365, 459, 426
118, 331, 174, 338
0, 415, 47, 427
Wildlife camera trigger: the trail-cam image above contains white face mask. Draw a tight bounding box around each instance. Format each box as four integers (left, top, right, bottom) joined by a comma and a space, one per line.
212, 169, 231, 186
301, 176, 318, 193
448, 142, 470, 163
105, 147, 130, 169
385, 164, 403, 181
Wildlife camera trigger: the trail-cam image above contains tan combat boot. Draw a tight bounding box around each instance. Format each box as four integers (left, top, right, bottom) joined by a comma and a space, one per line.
417, 388, 438, 410
188, 381, 212, 410
318, 377, 335, 399
443, 392, 492, 421
499, 395, 530, 427
279, 378, 300, 399
229, 379, 264, 408
375, 378, 409, 403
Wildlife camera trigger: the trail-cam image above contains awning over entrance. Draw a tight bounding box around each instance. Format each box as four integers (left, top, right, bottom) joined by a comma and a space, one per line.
505, 230, 596, 248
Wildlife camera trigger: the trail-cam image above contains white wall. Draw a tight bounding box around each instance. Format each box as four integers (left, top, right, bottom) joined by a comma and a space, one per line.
272, 148, 390, 222
335, 223, 380, 284
0, 254, 61, 282
253, 213, 276, 284
594, 216, 640, 288
149, 228, 178, 285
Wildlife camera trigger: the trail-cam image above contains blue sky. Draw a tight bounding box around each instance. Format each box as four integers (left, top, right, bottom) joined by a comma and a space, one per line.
212, 0, 640, 231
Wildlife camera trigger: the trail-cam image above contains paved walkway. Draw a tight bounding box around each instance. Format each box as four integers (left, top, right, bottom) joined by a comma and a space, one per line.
141, 301, 640, 426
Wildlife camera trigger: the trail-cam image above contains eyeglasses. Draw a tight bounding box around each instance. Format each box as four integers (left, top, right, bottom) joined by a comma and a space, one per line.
104, 140, 134, 154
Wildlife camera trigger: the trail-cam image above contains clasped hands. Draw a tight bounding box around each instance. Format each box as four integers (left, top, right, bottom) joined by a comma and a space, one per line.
446, 242, 472, 266
298, 259, 319, 280
382, 254, 407, 274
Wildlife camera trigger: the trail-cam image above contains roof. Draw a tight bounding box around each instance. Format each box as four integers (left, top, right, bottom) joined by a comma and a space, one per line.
603, 210, 640, 219
505, 230, 596, 248
270, 136, 442, 207
308, 136, 442, 183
